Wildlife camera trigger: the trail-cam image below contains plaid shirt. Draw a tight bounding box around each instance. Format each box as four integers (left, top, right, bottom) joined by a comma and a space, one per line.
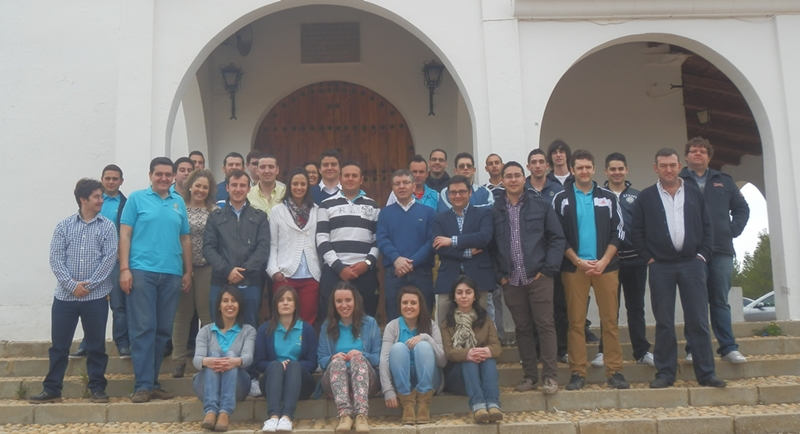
49, 212, 118, 302
507, 195, 535, 286
451, 205, 472, 258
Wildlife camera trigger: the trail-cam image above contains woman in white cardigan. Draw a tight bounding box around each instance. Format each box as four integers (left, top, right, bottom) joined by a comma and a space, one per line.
267, 167, 321, 325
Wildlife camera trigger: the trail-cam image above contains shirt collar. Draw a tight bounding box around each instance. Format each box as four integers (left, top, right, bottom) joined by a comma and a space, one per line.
277, 319, 303, 333
102, 193, 120, 201
74, 212, 101, 224
338, 320, 354, 329
399, 317, 416, 333
211, 323, 242, 333
452, 204, 469, 216
657, 178, 685, 194
320, 182, 342, 194
573, 182, 595, 196
397, 197, 416, 212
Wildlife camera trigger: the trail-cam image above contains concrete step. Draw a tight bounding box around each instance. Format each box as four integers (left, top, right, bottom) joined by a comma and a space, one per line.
3, 377, 800, 427
5, 354, 800, 400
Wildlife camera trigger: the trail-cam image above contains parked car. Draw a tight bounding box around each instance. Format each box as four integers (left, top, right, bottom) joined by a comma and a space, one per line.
742, 297, 754, 308
743, 291, 776, 322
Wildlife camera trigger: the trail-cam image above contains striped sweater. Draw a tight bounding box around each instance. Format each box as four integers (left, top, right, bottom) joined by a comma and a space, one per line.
316, 192, 381, 274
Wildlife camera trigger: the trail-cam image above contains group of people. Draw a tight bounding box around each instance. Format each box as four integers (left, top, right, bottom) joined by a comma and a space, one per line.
34, 135, 749, 432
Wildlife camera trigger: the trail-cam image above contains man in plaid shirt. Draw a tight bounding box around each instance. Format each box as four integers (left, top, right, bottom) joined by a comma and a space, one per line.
29, 179, 118, 404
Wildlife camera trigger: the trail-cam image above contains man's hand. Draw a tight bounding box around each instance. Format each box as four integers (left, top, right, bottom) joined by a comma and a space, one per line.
534, 272, 543, 280
585, 258, 610, 276
181, 273, 192, 293
394, 257, 413, 276
432, 236, 453, 249
227, 267, 246, 284
500, 277, 508, 286
350, 262, 369, 277
470, 248, 483, 256
339, 267, 359, 281
647, 258, 655, 265
73, 282, 90, 298
120, 270, 132, 294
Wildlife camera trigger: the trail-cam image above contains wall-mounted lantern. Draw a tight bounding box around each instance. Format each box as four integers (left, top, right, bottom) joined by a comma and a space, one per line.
220, 63, 244, 120
422, 60, 445, 116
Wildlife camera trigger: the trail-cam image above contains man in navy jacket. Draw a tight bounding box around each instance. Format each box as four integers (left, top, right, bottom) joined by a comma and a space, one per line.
632, 148, 725, 389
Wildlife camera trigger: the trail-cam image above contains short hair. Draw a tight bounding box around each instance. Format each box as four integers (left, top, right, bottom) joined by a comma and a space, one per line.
570, 149, 594, 168
485, 153, 502, 164
280, 167, 315, 209
391, 169, 413, 183
319, 149, 341, 166
546, 139, 571, 167
246, 149, 262, 163
182, 169, 218, 211
101, 164, 123, 179
214, 286, 246, 329
258, 153, 278, 164
684, 136, 714, 158
430, 149, 447, 160
527, 148, 546, 163
340, 160, 362, 175
226, 169, 251, 184
448, 174, 472, 190
502, 161, 525, 176
173, 157, 194, 172
605, 152, 627, 168
149, 157, 174, 174
223, 152, 245, 167
454, 152, 474, 167
189, 150, 205, 160
74, 178, 103, 208
409, 154, 428, 170
655, 147, 680, 163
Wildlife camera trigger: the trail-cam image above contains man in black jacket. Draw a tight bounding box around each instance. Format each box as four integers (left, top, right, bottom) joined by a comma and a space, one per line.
632, 148, 725, 389
679, 137, 750, 364
203, 170, 270, 328
491, 162, 565, 394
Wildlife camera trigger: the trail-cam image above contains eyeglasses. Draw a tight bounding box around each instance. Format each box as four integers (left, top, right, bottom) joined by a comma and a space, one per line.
457, 164, 474, 170
503, 173, 524, 180
448, 189, 470, 196
430, 157, 446, 163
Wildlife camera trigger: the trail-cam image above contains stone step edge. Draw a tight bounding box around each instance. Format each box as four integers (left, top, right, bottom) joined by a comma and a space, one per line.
2, 382, 799, 425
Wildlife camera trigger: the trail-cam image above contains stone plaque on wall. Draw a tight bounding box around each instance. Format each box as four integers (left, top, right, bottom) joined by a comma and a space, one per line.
301, 22, 360, 63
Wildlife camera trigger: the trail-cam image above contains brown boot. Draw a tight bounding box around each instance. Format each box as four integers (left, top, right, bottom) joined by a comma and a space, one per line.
214, 412, 229, 432
354, 414, 370, 433
416, 390, 433, 424
397, 391, 417, 425
201, 412, 216, 430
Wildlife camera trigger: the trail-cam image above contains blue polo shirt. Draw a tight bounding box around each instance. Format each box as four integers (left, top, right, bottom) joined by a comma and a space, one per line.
274, 319, 305, 361
121, 186, 190, 276
573, 183, 597, 260
212, 323, 242, 353
398, 317, 418, 366
101, 193, 122, 229
335, 321, 363, 354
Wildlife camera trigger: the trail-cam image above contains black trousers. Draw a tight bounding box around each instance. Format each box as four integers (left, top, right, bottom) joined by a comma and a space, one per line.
598, 259, 651, 360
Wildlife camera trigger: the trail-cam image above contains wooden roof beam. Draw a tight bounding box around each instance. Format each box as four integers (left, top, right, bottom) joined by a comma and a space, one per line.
680, 74, 741, 97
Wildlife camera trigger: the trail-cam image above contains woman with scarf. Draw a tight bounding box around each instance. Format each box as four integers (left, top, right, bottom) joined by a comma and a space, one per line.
441, 275, 503, 424
267, 167, 321, 325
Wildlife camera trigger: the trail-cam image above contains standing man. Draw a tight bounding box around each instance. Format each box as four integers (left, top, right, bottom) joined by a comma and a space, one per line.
425, 149, 450, 192
526, 149, 564, 200
203, 170, 270, 327
491, 162, 565, 394
592, 153, 655, 368
119, 157, 192, 403
189, 150, 206, 170
313, 149, 342, 205
377, 169, 436, 320
432, 175, 495, 322
632, 148, 725, 389
438, 152, 495, 212
29, 179, 118, 404
215, 152, 245, 203
317, 161, 381, 318
385, 155, 439, 209
552, 150, 629, 391
546, 140, 574, 186
484, 153, 505, 196
172, 157, 195, 196
248, 153, 286, 216
680, 137, 750, 364
246, 149, 262, 186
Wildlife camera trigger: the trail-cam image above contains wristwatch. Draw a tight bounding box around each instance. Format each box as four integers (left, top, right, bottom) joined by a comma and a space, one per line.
364, 259, 373, 269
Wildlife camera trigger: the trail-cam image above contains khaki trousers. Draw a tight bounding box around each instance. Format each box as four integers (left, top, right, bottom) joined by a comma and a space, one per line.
172, 265, 213, 364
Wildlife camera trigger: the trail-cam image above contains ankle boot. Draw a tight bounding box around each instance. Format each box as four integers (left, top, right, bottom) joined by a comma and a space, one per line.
397, 391, 416, 425
416, 390, 433, 424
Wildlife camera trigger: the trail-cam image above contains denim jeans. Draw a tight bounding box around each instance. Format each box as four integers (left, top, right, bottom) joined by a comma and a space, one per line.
193, 351, 250, 415
444, 359, 500, 412
44, 297, 109, 395
127, 269, 182, 392
384, 267, 434, 321
488, 286, 506, 340
389, 341, 441, 395
210, 285, 261, 329
686, 254, 738, 356
259, 360, 316, 419
78, 263, 128, 353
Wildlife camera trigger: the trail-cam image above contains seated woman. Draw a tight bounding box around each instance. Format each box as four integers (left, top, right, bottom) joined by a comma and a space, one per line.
254, 285, 318, 432
318, 281, 381, 433
440, 276, 503, 424
379, 286, 447, 425
193, 286, 256, 432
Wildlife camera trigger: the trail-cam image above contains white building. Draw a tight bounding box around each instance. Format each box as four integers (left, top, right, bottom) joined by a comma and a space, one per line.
2, 0, 799, 340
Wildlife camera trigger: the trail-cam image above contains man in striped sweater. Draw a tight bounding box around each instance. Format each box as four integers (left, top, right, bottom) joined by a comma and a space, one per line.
316, 161, 381, 319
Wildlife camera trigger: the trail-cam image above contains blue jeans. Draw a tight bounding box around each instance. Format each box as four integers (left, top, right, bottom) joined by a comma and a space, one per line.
389, 341, 441, 395
383, 267, 434, 322
78, 264, 128, 352
44, 297, 109, 395
193, 351, 250, 415
127, 269, 182, 392
444, 358, 500, 412
259, 360, 316, 419
686, 254, 738, 356
210, 285, 261, 329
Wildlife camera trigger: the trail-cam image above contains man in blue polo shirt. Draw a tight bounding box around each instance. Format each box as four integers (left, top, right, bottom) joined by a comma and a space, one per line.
120, 157, 192, 403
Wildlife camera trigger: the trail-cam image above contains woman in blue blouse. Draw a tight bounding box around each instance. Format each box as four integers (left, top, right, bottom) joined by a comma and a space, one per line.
318, 281, 381, 434
193, 286, 256, 432
254, 285, 318, 432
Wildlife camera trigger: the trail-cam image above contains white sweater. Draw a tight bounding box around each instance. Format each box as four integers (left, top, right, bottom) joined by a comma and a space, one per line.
267, 203, 321, 280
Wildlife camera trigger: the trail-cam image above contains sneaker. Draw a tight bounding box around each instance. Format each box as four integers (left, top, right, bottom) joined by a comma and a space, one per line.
249, 378, 263, 397
585, 328, 600, 343
150, 388, 174, 400
542, 378, 558, 395
90, 390, 109, 403
262, 417, 279, 432
565, 373, 585, 391
637, 352, 656, 368
28, 391, 62, 404
590, 353, 604, 367
721, 350, 747, 364
131, 390, 151, 403
607, 372, 630, 389
557, 354, 569, 364
118, 347, 132, 360
277, 416, 293, 432
514, 378, 537, 392
69, 348, 87, 359
685, 353, 693, 363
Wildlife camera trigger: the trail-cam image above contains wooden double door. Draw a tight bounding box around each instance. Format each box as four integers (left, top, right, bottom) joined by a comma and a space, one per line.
254, 81, 415, 206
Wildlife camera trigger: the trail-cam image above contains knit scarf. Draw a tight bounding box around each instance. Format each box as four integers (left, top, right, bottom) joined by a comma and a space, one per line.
451, 310, 478, 349
285, 198, 310, 229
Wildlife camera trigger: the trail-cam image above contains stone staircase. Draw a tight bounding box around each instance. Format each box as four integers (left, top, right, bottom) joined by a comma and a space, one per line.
2, 321, 800, 434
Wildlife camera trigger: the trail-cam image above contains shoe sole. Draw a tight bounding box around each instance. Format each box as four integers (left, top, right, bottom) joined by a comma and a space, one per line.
28, 398, 62, 404
119, 356, 131, 360
91, 396, 110, 403
68, 356, 87, 360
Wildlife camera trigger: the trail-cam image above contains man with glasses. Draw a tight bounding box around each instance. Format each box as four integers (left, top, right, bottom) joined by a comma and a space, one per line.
437, 152, 495, 212
425, 149, 450, 193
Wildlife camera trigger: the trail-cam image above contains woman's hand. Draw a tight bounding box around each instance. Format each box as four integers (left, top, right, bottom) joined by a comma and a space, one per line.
331, 352, 348, 361
405, 336, 422, 350
273, 272, 285, 282
282, 360, 290, 370
385, 397, 398, 408
345, 349, 363, 360
210, 357, 241, 372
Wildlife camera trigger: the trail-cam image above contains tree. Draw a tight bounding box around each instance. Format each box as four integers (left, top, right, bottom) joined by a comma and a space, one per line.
737, 231, 773, 299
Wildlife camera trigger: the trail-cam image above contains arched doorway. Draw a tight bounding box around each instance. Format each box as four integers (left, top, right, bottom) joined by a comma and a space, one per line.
254, 81, 414, 206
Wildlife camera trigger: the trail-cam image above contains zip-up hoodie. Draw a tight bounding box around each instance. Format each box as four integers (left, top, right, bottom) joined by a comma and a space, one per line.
603, 180, 640, 260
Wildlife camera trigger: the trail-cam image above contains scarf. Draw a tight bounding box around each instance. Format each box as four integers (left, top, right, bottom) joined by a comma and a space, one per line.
451, 310, 478, 349
285, 198, 311, 229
